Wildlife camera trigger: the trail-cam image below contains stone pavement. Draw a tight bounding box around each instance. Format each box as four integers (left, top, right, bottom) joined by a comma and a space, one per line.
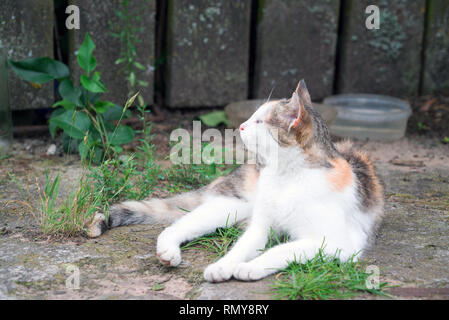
0, 137, 448, 300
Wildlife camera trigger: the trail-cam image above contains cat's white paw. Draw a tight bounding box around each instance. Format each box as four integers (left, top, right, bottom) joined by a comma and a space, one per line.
204, 261, 236, 283
156, 229, 182, 267
156, 243, 181, 267
233, 262, 270, 281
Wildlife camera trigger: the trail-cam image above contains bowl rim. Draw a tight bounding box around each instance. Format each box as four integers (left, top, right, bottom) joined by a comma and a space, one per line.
323, 94, 412, 122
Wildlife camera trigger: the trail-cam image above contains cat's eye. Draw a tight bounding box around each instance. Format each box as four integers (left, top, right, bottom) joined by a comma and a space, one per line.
255, 120, 263, 124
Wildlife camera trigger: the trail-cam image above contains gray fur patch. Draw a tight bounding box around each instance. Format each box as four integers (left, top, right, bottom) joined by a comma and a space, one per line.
108, 205, 156, 228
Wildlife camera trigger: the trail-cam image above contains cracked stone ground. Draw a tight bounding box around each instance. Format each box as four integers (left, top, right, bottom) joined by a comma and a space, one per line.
0, 130, 448, 300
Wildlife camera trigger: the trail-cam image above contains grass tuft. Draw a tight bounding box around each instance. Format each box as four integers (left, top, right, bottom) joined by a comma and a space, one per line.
36, 173, 101, 236
270, 248, 390, 300
181, 214, 243, 259
164, 140, 239, 194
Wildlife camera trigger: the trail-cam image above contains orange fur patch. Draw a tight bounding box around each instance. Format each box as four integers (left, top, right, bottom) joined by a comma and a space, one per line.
327, 158, 353, 192
243, 165, 260, 195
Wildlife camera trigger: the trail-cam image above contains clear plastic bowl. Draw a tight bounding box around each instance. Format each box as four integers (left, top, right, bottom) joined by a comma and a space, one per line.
323, 94, 412, 141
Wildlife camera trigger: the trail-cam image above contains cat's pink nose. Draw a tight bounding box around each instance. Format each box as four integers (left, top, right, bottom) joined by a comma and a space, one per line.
240, 124, 245, 131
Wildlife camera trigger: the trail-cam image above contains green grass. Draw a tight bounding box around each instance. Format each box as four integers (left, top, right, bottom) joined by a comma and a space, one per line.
164, 157, 238, 194
164, 161, 216, 193
181, 226, 243, 259
25, 128, 236, 236
180, 225, 290, 261
181, 225, 288, 260
26, 150, 160, 237
29, 136, 236, 237
33, 149, 161, 237
24, 94, 241, 236
85, 96, 161, 205
181, 215, 243, 259
3, 94, 162, 237
181, 225, 389, 300
37, 94, 164, 236
164, 140, 239, 194
88, 153, 160, 204
36, 173, 102, 236
270, 248, 390, 300
265, 228, 289, 250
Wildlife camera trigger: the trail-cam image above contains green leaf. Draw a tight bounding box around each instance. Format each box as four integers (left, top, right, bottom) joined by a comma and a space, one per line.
49, 109, 91, 140
114, 9, 126, 20
58, 79, 82, 105
151, 283, 165, 291
91, 72, 107, 91
137, 80, 149, 87
93, 101, 116, 114
103, 121, 116, 132
199, 111, 230, 127
129, 72, 136, 87
104, 105, 131, 121
134, 62, 146, 70
112, 145, 123, 154
77, 33, 97, 75
81, 73, 107, 93
80, 87, 100, 105
8, 57, 70, 84
52, 100, 76, 110
108, 125, 135, 145
48, 108, 65, 137
114, 57, 126, 65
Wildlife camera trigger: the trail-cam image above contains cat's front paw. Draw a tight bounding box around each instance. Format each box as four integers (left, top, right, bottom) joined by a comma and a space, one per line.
204, 261, 236, 283
156, 243, 181, 267
157, 232, 181, 267
233, 262, 270, 281
157, 245, 181, 267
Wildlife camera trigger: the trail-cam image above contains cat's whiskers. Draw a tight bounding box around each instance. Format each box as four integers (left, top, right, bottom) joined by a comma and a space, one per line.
266, 85, 276, 103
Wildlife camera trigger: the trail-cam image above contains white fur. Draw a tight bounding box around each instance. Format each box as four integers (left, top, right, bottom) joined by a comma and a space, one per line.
157, 101, 376, 282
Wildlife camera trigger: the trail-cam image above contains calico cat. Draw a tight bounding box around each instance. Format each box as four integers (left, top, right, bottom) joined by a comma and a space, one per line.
88, 79, 384, 282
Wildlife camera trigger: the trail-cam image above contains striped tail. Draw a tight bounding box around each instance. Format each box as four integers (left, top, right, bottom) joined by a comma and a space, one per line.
86, 164, 259, 238
87, 191, 203, 238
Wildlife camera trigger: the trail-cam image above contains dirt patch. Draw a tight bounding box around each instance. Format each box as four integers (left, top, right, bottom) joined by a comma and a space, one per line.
407, 95, 449, 139
44, 272, 192, 300
351, 137, 449, 172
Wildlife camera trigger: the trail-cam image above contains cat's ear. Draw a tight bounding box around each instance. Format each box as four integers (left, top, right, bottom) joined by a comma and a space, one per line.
288, 91, 307, 132
295, 79, 312, 107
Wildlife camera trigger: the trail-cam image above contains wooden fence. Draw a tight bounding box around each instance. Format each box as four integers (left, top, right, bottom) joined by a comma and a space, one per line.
1, 0, 448, 111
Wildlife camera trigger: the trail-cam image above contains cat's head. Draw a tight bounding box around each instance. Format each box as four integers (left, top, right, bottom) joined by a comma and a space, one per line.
239, 79, 336, 163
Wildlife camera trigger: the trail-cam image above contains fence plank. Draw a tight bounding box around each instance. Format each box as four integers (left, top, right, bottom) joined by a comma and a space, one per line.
0, 49, 13, 152
253, 0, 340, 101
337, 0, 425, 97
69, 0, 156, 106
422, 0, 449, 95
0, 0, 54, 110
165, 0, 251, 108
